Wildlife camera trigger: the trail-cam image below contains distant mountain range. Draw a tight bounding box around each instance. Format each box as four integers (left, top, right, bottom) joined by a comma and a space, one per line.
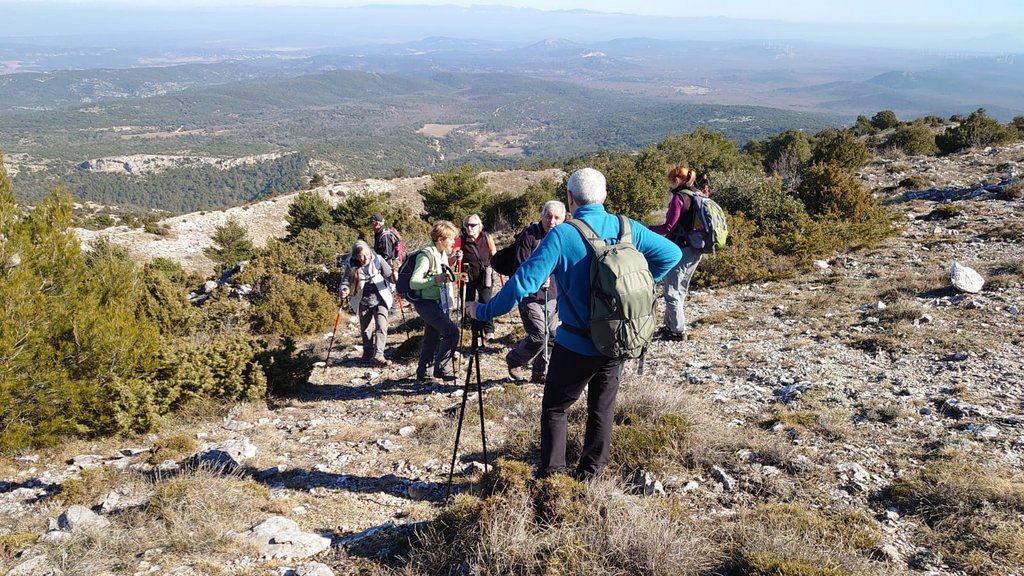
2, 4, 1022, 212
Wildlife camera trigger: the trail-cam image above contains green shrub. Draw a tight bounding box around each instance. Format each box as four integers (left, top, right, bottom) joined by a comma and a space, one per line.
937, 108, 1015, 154
851, 115, 878, 136
713, 169, 807, 230
810, 128, 871, 169
694, 212, 802, 286
611, 413, 692, 473
796, 163, 877, 221
153, 334, 268, 409
1, 184, 165, 450
656, 125, 753, 173
420, 165, 490, 222
899, 175, 928, 190
482, 178, 558, 232
567, 147, 664, 221
761, 129, 812, 179
285, 191, 333, 238
257, 336, 315, 396
248, 271, 336, 336
887, 123, 938, 156
204, 216, 255, 275
870, 110, 900, 130
140, 262, 195, 337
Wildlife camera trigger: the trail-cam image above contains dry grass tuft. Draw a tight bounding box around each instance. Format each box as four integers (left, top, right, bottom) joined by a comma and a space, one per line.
886, 451, 1024, 574
409, 477, 725, 576
57, 466, 126, 506
0, 533, 37, 559
147, 433, 199, 464
726, 503, 885, 576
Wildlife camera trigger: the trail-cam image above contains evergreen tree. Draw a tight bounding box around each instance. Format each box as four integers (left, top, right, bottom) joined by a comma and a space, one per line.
420, 165, 490, 222
286, 191, 333, 238
204, 216, 255, 274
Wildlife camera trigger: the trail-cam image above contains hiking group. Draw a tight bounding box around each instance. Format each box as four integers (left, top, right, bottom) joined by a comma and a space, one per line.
331, 163, 725, 481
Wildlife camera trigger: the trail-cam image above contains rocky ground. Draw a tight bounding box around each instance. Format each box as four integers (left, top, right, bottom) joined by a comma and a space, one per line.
2, 146, 1023, 575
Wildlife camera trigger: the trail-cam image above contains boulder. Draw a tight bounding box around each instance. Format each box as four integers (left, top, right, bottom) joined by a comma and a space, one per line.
234, 516, 331, 560
949, 261, 984, 293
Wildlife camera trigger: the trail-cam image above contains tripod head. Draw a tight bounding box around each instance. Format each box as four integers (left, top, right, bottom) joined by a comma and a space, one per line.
468, 318, 487, 349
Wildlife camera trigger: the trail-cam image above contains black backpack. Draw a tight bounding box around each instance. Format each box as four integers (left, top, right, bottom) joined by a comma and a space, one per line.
490, 226, 527, 277
395, 249, 435, 303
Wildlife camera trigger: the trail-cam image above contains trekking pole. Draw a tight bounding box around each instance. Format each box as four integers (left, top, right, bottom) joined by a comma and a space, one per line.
455, 282, 467, 374
543, 285, 550, 368
395, 294, 410, 344
447, 320, 489, 500
323, 303, 344, 371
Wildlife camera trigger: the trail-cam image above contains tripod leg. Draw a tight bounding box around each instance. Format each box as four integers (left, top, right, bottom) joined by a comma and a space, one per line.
447, 340, 476, 500
474, 325, 489, 470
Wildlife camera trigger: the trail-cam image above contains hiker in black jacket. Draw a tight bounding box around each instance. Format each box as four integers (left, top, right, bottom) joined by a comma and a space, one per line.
455, 214, 497, 335
370, 214, 402, 279
504, 200, 566, 383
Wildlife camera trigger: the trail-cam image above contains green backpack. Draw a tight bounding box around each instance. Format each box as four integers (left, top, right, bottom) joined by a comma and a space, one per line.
564, 216, 657, 359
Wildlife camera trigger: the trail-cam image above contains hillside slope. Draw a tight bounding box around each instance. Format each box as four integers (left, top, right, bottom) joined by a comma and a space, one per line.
3, 146, 1023, 575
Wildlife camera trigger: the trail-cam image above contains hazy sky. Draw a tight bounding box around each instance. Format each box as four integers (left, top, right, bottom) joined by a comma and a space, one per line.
16, 0, 1024, 28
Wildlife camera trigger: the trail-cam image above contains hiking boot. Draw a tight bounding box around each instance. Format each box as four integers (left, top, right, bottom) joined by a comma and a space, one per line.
530, 373, 546, 384
656, 326, 685, 341
507, 364, 528, 383
434, 370, 457, 382
374, 358, 390, 368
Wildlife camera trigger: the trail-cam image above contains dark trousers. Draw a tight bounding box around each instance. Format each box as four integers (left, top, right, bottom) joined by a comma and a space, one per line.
464, 279, 494, 334
540, 344, 623, 478
412, 299, 458, 378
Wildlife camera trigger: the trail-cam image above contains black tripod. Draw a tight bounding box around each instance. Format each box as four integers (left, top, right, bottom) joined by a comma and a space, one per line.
446, 319, 489, 499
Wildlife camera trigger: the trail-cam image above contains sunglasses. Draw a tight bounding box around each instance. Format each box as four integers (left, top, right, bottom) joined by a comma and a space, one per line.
465, 223, 481, 228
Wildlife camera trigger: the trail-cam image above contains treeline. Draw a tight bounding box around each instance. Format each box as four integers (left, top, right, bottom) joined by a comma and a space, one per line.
14, 153, 311, 213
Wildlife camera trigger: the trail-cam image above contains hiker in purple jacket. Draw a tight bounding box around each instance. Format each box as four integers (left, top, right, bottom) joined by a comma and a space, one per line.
649, 164, 705, 341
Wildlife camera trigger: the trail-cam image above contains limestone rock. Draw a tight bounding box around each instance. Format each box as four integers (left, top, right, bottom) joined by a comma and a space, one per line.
949, 261, 984, 293
235, 516, 331, 560
58, 504, 111, 531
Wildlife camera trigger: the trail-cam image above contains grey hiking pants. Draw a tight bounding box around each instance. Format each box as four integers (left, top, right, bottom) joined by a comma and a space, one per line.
412, 299, 458, 378
663, 246, 702, 333
358, 303, 389, 361
506, 297, 558, 380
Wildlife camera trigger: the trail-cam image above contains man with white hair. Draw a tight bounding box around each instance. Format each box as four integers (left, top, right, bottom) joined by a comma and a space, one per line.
505, 199, 567, 384
469, 168, 681, 480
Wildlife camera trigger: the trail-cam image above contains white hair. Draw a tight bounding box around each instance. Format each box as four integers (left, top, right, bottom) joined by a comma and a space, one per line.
566, 168, 607, 206
541, 200, 566, 217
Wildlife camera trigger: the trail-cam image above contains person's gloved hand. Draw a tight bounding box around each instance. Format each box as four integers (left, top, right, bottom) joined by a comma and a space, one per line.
465, 300, 480, 320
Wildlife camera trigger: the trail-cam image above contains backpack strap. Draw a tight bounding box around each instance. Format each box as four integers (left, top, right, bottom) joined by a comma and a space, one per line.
561, 215, 631, 338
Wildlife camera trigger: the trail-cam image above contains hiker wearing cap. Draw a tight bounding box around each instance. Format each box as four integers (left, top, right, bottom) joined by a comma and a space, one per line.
409, 220, 460, 382
454, 214, 497, 336
468, 168, 681, 480
370, 214, 403, 279
649, 164, 705, 341
338, 240, 393, 368
504, 200, 566, 384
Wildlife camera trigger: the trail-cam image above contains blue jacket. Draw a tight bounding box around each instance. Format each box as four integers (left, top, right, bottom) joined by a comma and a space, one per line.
476, 203, 683, 356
